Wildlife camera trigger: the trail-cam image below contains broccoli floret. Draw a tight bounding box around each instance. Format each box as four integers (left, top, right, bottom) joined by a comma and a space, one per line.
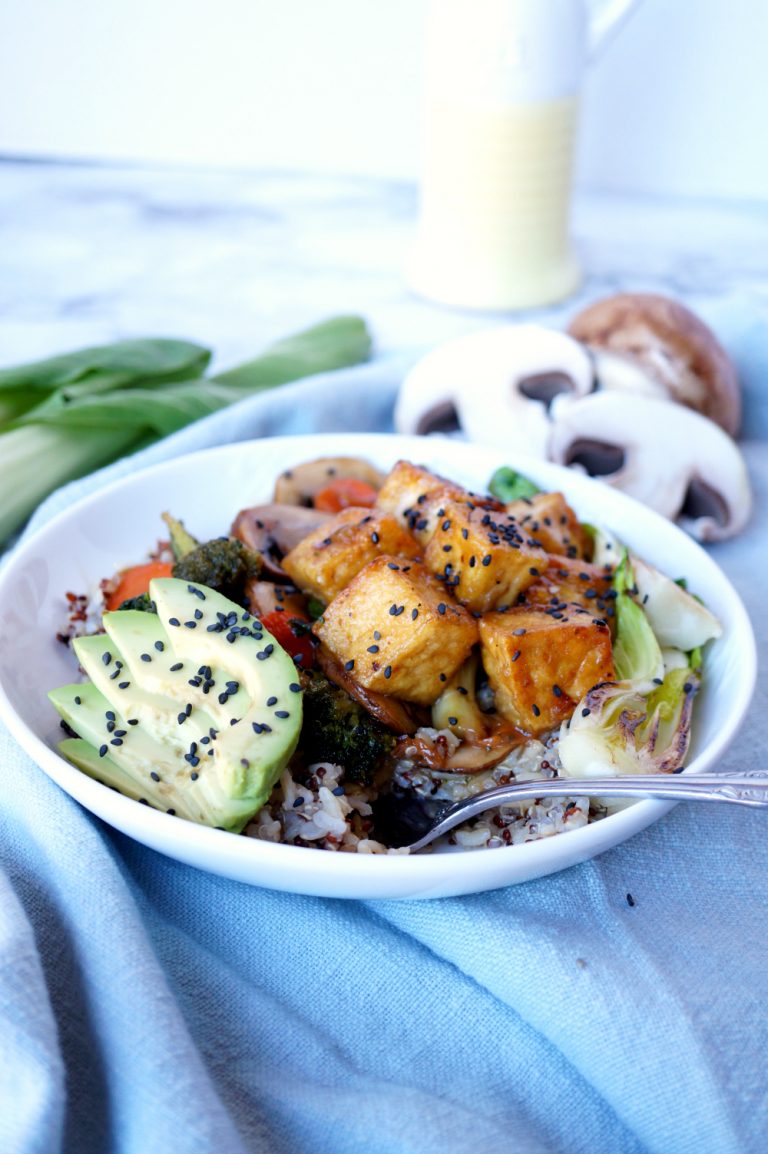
117, 593, 155, 613
161, 512, 199, 560
299, 673, 395, 785
172, 537, 261, 602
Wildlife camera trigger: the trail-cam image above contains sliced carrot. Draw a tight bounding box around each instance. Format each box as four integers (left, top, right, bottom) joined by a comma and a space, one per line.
314, 477, 378, 513
104, 561, 174, 611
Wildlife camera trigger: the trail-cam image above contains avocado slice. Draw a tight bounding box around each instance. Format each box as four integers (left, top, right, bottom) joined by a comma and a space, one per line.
49, 578, 303, 831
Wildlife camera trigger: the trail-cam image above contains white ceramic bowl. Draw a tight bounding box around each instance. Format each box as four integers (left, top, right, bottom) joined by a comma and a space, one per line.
0, 434, 756, 899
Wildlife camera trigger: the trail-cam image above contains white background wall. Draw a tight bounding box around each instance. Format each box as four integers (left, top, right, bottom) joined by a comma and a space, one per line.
1, 0, 767, 200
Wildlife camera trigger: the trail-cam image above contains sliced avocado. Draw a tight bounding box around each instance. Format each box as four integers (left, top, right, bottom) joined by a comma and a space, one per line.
49, 578, 303, 831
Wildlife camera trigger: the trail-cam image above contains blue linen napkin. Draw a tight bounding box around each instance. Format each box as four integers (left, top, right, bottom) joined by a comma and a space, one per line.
1, 335, 766, 1154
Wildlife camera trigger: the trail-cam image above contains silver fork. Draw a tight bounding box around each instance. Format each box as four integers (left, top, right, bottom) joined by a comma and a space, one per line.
405, 771, 768, 853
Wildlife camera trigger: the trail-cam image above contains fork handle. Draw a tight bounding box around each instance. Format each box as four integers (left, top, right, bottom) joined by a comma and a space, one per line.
406, 772, 768, 853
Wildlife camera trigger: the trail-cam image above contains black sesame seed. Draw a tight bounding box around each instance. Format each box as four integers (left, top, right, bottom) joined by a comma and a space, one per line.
439, 673, 447, 682
101, 652, 111, 665
373, 631, 381, 640
532, 704, 541, 717
154, 640, 165, 652
169, 664, 182, 676
128, 719, 139, 726
118, 681, 130, 690
482, 555, 492, 567
384, 665, 392, 679
581, 707, 591, 717
511, 649, 521, 662
411, 608, 419, 621
191, 772, 199, 781
469, 556, 476, 568
289, 683, 301, 693
99, 744, 108, 757
552, 685, 563, 697
512, 627, 526, 636
168, 617, 180, 627
437, 602, 446, 615
367, 644, 380, 653
150, 771, 160, 782
448, 716, 458, 726
140, 653, 152, 663
184, 621, 197, 629
275, 710, 290, 719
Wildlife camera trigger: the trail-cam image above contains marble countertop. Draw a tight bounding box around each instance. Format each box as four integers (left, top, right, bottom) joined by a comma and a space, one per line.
1, 159, 767, 377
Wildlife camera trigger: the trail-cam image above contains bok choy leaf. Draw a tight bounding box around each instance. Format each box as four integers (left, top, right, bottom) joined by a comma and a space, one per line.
0, 316, 372, 546
558, 667, 699, 779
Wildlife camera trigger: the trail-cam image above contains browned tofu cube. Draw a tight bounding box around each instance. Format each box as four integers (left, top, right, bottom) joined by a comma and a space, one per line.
314, 557, 478, 705
479, 607, 615, 736
505, 491, 590, 559
422, 499, 548, 613
282, 507, 421, 603
375, 460, 497, 546
519, 555, 614, 617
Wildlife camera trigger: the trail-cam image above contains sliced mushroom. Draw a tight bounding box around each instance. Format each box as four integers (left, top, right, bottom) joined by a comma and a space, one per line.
547, 392, 752, 542
569, 293, 741, 436
231, 505, 330, 579
244, 579, 310, 619
273, 457, 385, 506
393, 728, 523, 773
316, 647, 425, 735
395, 325, 594, 455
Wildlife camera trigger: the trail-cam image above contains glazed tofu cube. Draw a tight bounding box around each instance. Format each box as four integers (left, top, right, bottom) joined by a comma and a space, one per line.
375, 460, 479, 545
505, 491, 590, 559
282, 507, 421, 603
314, 557, 478, 705
479, 607, 615, 736
422, 499, 548, 614
519, 555, 614, 617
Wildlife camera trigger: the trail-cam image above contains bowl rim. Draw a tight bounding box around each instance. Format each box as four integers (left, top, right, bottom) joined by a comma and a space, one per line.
0, 432, 757, 897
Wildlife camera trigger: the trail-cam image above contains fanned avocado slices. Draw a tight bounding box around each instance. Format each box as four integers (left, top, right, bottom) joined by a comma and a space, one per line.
49, 578, 303, 831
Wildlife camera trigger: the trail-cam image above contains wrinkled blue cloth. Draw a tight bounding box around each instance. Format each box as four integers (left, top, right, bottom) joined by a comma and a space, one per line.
1, 335, 767, 1154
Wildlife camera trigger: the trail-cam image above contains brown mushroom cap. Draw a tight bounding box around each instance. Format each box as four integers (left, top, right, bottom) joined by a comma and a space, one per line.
568, 293, 741, 437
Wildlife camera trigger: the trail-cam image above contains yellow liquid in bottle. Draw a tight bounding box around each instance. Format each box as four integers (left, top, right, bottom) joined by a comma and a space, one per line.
409, 95, 581, 311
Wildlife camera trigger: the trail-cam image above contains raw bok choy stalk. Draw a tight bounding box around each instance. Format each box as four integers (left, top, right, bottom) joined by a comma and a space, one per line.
0, 317, 372, 546
557, 549, 717, 779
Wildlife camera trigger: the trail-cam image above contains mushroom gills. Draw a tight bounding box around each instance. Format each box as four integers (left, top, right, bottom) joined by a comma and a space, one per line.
517, 370, 582, 410
679, 478, 730, 529
416, 400, 461, 436
562, 438, 626, 477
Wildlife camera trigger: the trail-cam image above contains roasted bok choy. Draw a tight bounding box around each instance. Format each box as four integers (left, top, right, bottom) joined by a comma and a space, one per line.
558, 546, 720, 779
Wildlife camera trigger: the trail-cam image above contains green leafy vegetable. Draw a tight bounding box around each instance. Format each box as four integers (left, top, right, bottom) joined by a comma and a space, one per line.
0, 339, 210, 425
558, 668, 699, 779
0, 316, 372, 546
611, 552, 664, 687
488, 466, 540, 503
